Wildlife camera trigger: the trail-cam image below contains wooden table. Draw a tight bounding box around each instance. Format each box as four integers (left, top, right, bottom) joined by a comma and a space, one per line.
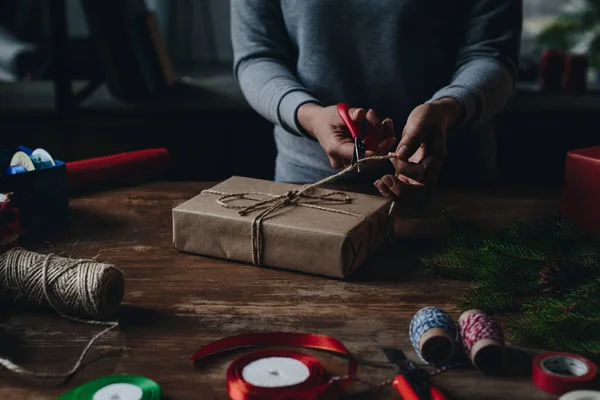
0, 182, 561, 399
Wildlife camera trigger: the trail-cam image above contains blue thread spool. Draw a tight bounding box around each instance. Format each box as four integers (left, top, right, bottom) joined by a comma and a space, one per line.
409, 306, 457, 366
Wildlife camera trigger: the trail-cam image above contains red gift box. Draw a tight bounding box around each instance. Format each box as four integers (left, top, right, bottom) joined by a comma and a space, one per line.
561, 146, 600, 231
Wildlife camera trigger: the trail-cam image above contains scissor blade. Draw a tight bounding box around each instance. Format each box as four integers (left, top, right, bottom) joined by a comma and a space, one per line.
354, 137, 361, 172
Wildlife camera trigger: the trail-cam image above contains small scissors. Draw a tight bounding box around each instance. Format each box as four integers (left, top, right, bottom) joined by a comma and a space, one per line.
337, 103, 368, 172
382, 347, 448, 400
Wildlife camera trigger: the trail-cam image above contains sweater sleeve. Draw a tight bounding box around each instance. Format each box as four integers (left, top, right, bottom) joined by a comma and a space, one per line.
230, 0, 322, 137
428, 0, 523, 130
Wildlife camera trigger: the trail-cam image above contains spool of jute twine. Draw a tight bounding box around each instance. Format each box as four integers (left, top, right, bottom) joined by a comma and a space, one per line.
0, 248, 124, 381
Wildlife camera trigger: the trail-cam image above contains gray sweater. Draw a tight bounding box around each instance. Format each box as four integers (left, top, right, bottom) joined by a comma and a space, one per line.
231, 0, 522, 180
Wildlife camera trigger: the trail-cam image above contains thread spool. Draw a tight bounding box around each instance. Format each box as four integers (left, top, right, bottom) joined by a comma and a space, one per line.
0, 248, 124, 381
58, 375, 162, 400
560, 390, 600, 400
30, 148, 56, 169
458, 309, 505, 373
409, 306, 457, 366
0, 248, 124, 319
9, 151, 35, 172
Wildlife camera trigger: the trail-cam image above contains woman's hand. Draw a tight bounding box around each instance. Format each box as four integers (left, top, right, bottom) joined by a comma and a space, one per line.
375, 98, 464, 200
297, 103, 397, 169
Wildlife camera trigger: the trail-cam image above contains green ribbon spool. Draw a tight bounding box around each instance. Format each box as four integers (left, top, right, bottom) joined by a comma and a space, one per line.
58, 375, 162, 400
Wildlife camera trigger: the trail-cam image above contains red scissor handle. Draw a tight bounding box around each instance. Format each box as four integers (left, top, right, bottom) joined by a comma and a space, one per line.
336, 103, 361, 140
392, 375, 448, 400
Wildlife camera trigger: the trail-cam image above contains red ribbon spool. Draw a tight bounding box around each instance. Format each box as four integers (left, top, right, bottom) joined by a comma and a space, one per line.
190, 332, 358, 400
532, 352, 598, 396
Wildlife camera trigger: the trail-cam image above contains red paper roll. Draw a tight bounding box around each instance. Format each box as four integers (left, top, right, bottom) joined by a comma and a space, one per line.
532, 352, 598, 396
66, 148, 171, 191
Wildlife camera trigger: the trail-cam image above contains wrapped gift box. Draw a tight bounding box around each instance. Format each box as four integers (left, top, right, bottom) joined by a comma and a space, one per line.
172, 176, 393, 279
561, 146, 600, 231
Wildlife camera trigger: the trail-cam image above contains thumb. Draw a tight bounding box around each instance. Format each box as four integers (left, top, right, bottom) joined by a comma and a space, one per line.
349, 108, 366, 123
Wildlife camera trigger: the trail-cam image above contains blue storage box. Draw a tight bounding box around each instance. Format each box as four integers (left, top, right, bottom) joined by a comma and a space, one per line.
0, 146, 69, 238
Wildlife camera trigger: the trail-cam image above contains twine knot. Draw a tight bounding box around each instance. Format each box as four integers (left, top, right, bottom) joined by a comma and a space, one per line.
283, 190, 298, 205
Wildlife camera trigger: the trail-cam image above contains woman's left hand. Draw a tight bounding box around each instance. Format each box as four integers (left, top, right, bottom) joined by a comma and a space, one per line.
374, 97, 464, 200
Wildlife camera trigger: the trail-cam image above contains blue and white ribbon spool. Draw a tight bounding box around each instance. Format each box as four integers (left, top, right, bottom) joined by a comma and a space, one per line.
30, 148, 56, 169
409, 306, 457, 366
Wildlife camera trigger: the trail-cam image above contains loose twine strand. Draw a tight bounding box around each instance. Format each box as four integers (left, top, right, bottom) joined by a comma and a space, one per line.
203, 154, 397, 265
0, 248, 124, 380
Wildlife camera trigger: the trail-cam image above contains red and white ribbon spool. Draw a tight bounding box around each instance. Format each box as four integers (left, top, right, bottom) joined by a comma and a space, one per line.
190, 332, 357, 400
532, 352, 598, 396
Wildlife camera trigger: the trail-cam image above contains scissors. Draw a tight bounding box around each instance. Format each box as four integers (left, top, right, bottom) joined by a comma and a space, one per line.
336, 103, 368, 172
382, 347, 448, 400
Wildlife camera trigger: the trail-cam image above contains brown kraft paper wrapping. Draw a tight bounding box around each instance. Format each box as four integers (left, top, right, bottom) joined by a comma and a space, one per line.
172, 176, 393, 279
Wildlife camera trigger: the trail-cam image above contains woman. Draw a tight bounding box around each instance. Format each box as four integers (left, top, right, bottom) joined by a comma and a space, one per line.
231, 0, 522, 200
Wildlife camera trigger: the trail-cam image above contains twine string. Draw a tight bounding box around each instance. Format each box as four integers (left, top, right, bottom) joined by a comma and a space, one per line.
203, 154, 397, 265
409, 306, 457, 364
459, 313, 504, 355
0, 248, 123, 380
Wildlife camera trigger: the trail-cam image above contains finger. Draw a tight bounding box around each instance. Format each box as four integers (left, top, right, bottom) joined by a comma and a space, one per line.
328, 141, 358, 169
397, 172, 425, 186
376, 175, 419, 202
382, 118, 395, 139
366, 109, 383, 140
349, 108, 366, 123
396, 122, 426, 161
374, 179, 397, 200
390, 158, 426, 183
381, 174, 405, 198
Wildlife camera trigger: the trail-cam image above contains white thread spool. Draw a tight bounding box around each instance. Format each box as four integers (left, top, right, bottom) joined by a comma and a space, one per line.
560, 390, 600, 400
9, 151, 35, 172
241, 357, 311, 388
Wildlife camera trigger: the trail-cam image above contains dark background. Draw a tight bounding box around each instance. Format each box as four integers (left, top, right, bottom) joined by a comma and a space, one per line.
1, 0, 599, 187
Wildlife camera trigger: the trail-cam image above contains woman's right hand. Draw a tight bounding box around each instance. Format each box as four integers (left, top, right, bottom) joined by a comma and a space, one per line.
297, 103, 397, 169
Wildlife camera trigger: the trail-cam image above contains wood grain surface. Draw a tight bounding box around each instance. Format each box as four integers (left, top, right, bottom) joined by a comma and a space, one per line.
0, 182, 561, 399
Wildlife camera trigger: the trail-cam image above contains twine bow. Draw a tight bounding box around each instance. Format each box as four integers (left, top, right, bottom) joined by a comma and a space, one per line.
202, 154, 396, 266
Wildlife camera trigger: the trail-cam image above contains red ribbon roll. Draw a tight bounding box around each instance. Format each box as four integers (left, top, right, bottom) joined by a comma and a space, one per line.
532, 352, 598, 396
190, 332, 358, 400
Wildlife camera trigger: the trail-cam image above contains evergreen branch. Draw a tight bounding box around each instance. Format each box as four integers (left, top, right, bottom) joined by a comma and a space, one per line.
483, 238, 548, 261
457, 286, 516, 313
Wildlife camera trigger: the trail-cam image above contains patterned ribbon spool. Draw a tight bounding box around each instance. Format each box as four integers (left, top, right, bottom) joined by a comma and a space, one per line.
458, 309, 505, 372
409, 306, 457, 366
